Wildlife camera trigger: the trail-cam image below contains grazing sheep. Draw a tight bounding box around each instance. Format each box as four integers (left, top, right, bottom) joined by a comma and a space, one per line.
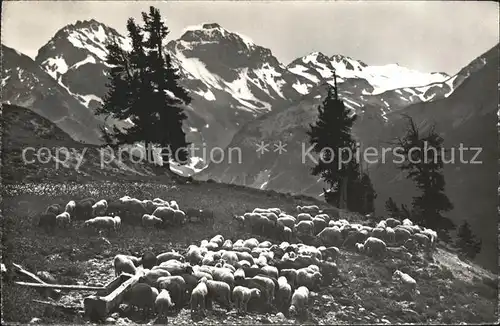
186, 245, 204, 265
142, 214, 163, 228
317, 226, 343, 247
114, 255, 137, 276
402, 218, 413, 226
376, 220, 387, 229
55, 212, 71, 228
319, 246, 341, 262
190, 281, 209, 316
157, 275, 186, 308
384, 227, 396, 244
362, 237, 387, 259
92, 199, 108, 217
200, 277, 232, 311
279, 269, 298, 289
355, 243, 364, 253
222, 240, 233, 250
158, 260, 193, 276
260, 265, 279, 279
243, 238, 259, 249
276, 276, 292, 312
251, 275, 276, 305
37, 213, 57, 232
394, 227, 412, 244
142, 269, 172, 287
393, 270, 417, 292
296, 213, 313, 223
84, 216, 116, 232
155, 289, 174, 321
278, 216, 296, 229
421, 228, 438, 251
64, 200, 76, 215
296, 268, 322, 291
289, 286, 310, 316
157, 251, 185, 264
312, 217, 328, 235
210, 235, 225, 247
172, 209, 186, 225
234, 252, 254, 265
297, 205, 320, 215
318, 261, 341, 285
295, 220, 314, 236
387, 246, 412, 262
234, 268, 246, 280
371, 227, 386, 240
112, 216, 121, 231
124, 283, 156, 319
412, 233, 431, 249
232, 286, 261, 314
45, 204, 63, 215
212, 267, 235, 289
385, 217, 401, 228
141, 251, 157, 269
152, 206, 176, 226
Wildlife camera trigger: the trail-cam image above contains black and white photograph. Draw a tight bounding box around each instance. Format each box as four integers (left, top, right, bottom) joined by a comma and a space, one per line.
1, 0, 499, 324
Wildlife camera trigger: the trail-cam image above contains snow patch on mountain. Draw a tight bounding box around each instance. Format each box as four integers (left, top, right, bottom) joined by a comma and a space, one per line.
71, 55, 97, 70
292, 81, 309, 95
41, 56, 69, 79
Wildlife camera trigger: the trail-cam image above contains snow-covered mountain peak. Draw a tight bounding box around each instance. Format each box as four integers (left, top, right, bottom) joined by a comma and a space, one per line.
179, 23, 256, 53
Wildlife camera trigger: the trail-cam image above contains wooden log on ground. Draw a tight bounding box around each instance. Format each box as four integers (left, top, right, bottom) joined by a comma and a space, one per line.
15, 281, 104, 291
83, 273, 140, 321
32, 300, 80, 315
11, 263, 61, 298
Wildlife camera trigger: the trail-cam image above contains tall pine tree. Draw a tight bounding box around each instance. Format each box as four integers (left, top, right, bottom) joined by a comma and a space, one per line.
96, 6, 191, 168
394, 115, 454, 240
307, 79, 357, 208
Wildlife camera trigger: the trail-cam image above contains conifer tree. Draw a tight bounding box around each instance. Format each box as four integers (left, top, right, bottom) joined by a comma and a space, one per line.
455, 221, 482, 260
307, 81, 357, 208
394, 115, 454, 240
96, 6, 191, 168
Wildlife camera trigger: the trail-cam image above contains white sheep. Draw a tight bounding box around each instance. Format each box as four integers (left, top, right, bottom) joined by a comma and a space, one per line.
276, 276, 292, 312
155, 289, 174, 321
295, 220, 314, 236
113, 216, 121, 231
190, 281, 208, 316
200, 277, 232, 311
317, 226, 343, 247
289, 286, 310, 316
297, 205, 320, 215
114, 254, 137, 276
232, 286, 261, 314
92, 199, 108, 217
402, 218, 413, 226
84, 216, 116, 232
64, 200, 76, 216
362, 237, 387, 259
385, 217, 401, 228
56, 212, 71, 228
393, 270, 417, 292
277, 216, 296, 229
142, 214, 163, 228
296, 213, 313, 223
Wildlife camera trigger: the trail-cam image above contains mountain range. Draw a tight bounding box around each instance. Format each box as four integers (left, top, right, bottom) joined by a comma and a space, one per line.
1, 19, 497, 269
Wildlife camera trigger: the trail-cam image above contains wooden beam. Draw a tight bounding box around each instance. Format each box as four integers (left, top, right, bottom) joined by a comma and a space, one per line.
11, 263, 61, 297
83, 273, 141, 321
15, 282, 104, 291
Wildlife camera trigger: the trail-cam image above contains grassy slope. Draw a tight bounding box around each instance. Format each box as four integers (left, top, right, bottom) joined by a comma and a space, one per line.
1, 181, 497, 325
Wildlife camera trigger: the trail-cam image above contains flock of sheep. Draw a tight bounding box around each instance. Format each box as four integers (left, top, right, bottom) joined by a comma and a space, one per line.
36, 196, 214, 233
35, 198, 438, 322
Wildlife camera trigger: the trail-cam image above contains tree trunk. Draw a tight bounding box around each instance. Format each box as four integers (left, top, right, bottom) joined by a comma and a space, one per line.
339, 176, 348, 209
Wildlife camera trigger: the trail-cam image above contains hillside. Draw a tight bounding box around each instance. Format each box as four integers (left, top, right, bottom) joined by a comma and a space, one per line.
1, 181, 497, 324
199, 43, 499, 271
0, 104, 172, 184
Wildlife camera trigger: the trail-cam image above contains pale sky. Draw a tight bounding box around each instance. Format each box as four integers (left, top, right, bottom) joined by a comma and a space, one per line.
2, 0, 499, 75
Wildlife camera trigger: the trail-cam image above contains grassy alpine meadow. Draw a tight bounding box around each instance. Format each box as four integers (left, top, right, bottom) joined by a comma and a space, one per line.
1, 180, 497, 325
